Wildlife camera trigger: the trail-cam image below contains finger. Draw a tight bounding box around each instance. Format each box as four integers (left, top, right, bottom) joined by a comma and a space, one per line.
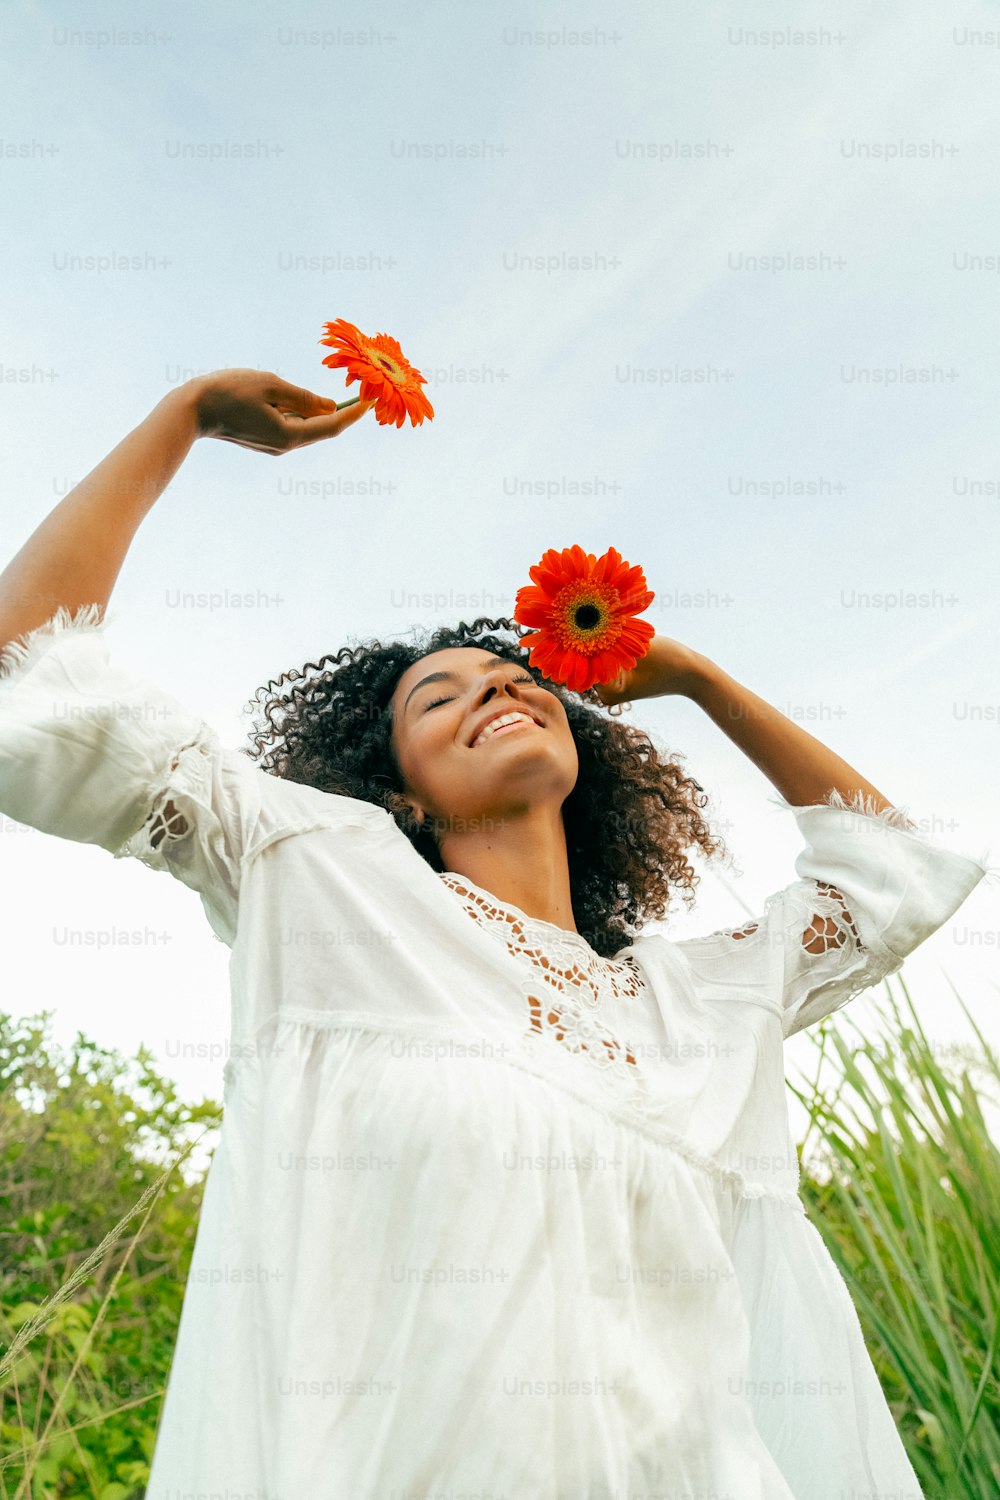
283, 397, 377, 447
266, 379, 341, 418
598, 669, 627, 700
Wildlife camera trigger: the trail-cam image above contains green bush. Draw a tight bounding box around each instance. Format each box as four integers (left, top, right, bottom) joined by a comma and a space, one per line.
0, 1011, 221, 1499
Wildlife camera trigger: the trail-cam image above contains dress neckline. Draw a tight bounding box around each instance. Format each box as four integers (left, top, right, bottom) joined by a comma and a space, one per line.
438, 870, 596, 951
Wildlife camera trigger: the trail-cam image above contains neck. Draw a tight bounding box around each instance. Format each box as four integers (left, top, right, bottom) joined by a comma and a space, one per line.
438, 806, 578, 934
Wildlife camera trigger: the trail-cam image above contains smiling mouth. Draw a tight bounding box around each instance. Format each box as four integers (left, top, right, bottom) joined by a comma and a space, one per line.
470, 715, 540, 749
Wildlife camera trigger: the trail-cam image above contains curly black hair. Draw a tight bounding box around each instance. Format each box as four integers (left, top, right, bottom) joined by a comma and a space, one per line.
241, 616, 729, 958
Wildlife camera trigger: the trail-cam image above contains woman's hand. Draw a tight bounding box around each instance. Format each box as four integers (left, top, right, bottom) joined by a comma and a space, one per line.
190, 369, 375, 455
592, 634, 707, 707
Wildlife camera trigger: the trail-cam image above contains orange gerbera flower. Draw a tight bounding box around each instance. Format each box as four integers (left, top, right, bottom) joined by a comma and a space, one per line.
318, 318, 434, 428
513, 545, 655, 693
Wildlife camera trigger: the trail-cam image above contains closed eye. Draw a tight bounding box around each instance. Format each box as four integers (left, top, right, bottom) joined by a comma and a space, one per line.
424, 674, 536, 711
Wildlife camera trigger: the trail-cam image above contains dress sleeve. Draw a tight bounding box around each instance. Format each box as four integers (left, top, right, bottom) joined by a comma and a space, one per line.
672, 788, 995, 1041
0, 605, 262, 946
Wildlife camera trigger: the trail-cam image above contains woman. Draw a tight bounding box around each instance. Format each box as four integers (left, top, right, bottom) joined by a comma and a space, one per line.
0, 370, 990, 1497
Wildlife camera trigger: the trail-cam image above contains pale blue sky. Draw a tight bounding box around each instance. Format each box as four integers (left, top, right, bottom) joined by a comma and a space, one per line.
2, 0, 999, 1139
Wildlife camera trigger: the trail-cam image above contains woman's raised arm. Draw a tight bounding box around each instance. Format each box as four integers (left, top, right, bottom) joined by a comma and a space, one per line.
595, 633, 897, 817
0, 369, 373, 652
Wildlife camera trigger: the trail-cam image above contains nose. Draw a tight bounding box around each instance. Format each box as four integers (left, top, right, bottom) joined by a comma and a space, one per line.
477, 670, 524, 706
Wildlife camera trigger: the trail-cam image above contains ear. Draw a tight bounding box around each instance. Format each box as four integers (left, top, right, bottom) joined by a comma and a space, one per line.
381, 790, 428, 833
404, 801, 427, 829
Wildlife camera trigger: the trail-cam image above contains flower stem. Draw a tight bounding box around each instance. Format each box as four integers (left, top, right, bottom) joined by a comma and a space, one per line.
334, 395, 362, 411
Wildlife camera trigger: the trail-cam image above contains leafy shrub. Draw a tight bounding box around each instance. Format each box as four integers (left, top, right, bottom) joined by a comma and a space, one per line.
0, 1012, 220, 1498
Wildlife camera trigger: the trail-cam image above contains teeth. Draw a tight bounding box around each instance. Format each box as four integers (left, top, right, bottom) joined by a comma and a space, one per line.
472, 711, 533, 747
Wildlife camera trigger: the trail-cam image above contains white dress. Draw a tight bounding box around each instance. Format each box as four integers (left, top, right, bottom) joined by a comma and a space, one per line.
0, 605, 992, 1500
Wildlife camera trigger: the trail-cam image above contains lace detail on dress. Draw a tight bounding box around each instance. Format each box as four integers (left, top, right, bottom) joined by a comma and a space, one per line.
438, 873, 652, 1105
712, 880, 862, 957
800, 880, 861, 954
114, 728, 219, 865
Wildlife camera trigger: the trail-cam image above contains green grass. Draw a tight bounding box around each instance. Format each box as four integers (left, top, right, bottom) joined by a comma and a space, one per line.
789, 973, 1000, 1496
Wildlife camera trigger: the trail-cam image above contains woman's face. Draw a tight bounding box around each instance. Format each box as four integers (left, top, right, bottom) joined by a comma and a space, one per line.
389, 647, 579, 837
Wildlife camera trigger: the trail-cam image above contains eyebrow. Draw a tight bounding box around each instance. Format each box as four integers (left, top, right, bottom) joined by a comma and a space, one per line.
402, 661, 519, 714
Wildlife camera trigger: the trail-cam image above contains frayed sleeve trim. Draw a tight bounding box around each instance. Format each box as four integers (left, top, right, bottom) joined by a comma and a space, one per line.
767, 786, 918, 831
766, 787, 1000, 889
0, 603, 110, 684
